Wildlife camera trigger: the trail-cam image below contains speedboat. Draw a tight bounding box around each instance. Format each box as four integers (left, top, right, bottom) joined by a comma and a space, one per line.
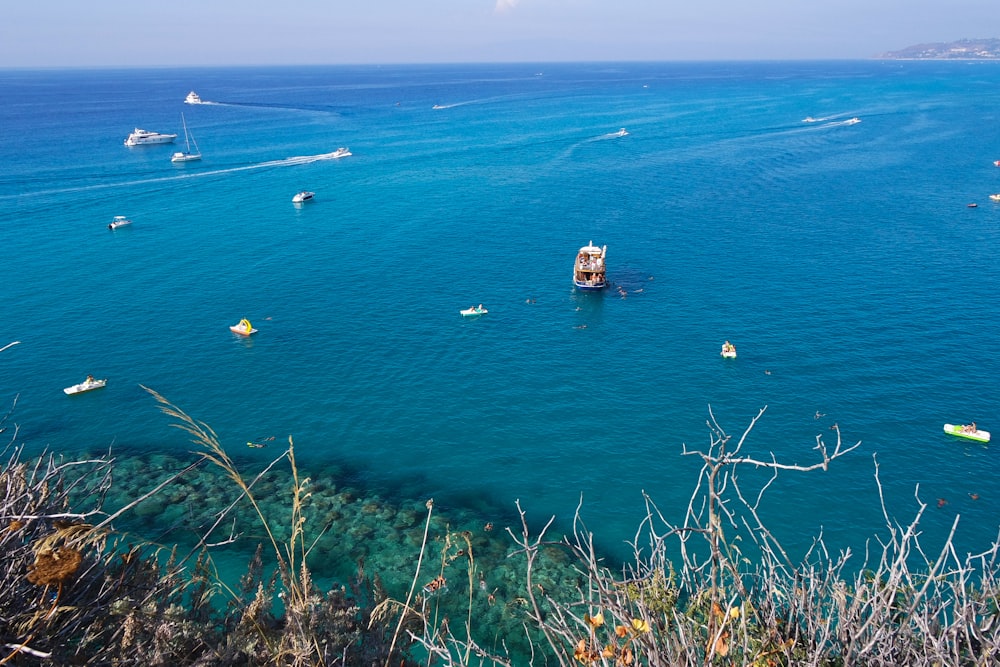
108, 215, 132, 229
993, 160, 1000, 167
329, 147, 351, 159
292, 191, 315, 203
991, 194, 1000, 202
185, 91, 202, 104
616, 128, 629, 137
844, 117, 861, 125
64, 376, 107, 395
460, 305, 488, 317
230, 318, 258, 335
573, 241, 607, 290
943, 423, 990, 443
721, 342, 737, 359
124, 128, 177, 146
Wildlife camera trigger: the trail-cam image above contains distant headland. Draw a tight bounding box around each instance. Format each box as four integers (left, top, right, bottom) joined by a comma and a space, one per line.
877, 38, 1000, 60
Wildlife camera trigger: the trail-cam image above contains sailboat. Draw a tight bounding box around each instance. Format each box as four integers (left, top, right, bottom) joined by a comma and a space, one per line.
171, 113, 201, 163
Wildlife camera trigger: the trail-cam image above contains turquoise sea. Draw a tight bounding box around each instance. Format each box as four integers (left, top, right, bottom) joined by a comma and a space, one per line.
2, 61, 1000, 585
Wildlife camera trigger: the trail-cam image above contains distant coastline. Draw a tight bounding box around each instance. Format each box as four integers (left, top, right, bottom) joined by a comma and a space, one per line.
877, 37, 1000, 60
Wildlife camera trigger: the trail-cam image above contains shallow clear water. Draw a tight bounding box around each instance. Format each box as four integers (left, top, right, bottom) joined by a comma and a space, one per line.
2, 61, 1000, 573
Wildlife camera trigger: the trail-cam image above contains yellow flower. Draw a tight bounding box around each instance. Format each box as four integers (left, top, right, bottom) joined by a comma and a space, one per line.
585, 612, 605, 628
729, 606, 741, 619
630, 618, 650, 633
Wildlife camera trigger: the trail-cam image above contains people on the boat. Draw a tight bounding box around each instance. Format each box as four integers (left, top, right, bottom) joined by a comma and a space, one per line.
963, 422, 977, 434
477, 304, 483, 310
722, 341, 736, 354
86, 375, 95, 383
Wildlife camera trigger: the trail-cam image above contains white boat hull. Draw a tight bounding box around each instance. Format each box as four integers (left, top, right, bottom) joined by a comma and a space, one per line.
171, 114, 201, 163
574, 241, 607, 290
124, 129, 177, 146
460, 307, 488, 316
64, 379, 107, 395
230, 319, 258, 335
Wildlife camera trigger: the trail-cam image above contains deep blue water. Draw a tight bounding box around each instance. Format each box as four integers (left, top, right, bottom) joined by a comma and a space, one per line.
2, 61, 1000, 568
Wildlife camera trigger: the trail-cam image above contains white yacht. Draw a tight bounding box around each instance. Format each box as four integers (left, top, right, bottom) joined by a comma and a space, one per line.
292, 191, 315, 203
108, 215, 132, 230
185, 91, 202, 104
124, 128, 177, 146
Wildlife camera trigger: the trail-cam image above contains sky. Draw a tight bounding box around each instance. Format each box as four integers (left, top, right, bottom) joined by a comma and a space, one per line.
1, 0, 997, 68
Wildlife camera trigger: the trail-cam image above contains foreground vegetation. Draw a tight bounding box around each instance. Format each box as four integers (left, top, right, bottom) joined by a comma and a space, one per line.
1, 386, 999, 665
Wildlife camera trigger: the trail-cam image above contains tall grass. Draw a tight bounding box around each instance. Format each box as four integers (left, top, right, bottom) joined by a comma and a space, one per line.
410, 406, 1000, 666
2, 368, 998, 665
0, 387, 409, 665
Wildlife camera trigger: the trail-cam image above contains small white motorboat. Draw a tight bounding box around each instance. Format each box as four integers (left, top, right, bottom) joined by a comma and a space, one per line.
292, 191, 315, 203
185, 91, 202, 104
990, 194, 1000, 202
108, 215, 132, 229
230, 318, 258, 335
616, 128, 629, 137
460, 305, 488, 317
943, 423, 990, 443
64, 376, 107, 395
721, 341, 737, 358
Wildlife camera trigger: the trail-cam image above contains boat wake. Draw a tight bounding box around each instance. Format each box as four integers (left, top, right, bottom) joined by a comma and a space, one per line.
802, 115, 862, 127
431, 90, 544, 111
597, 128, 629, 140
3, 149, 352, 200
431, 102, 471, 110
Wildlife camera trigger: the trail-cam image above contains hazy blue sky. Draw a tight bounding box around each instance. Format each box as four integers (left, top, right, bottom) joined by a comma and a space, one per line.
2, 1, 996, 67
